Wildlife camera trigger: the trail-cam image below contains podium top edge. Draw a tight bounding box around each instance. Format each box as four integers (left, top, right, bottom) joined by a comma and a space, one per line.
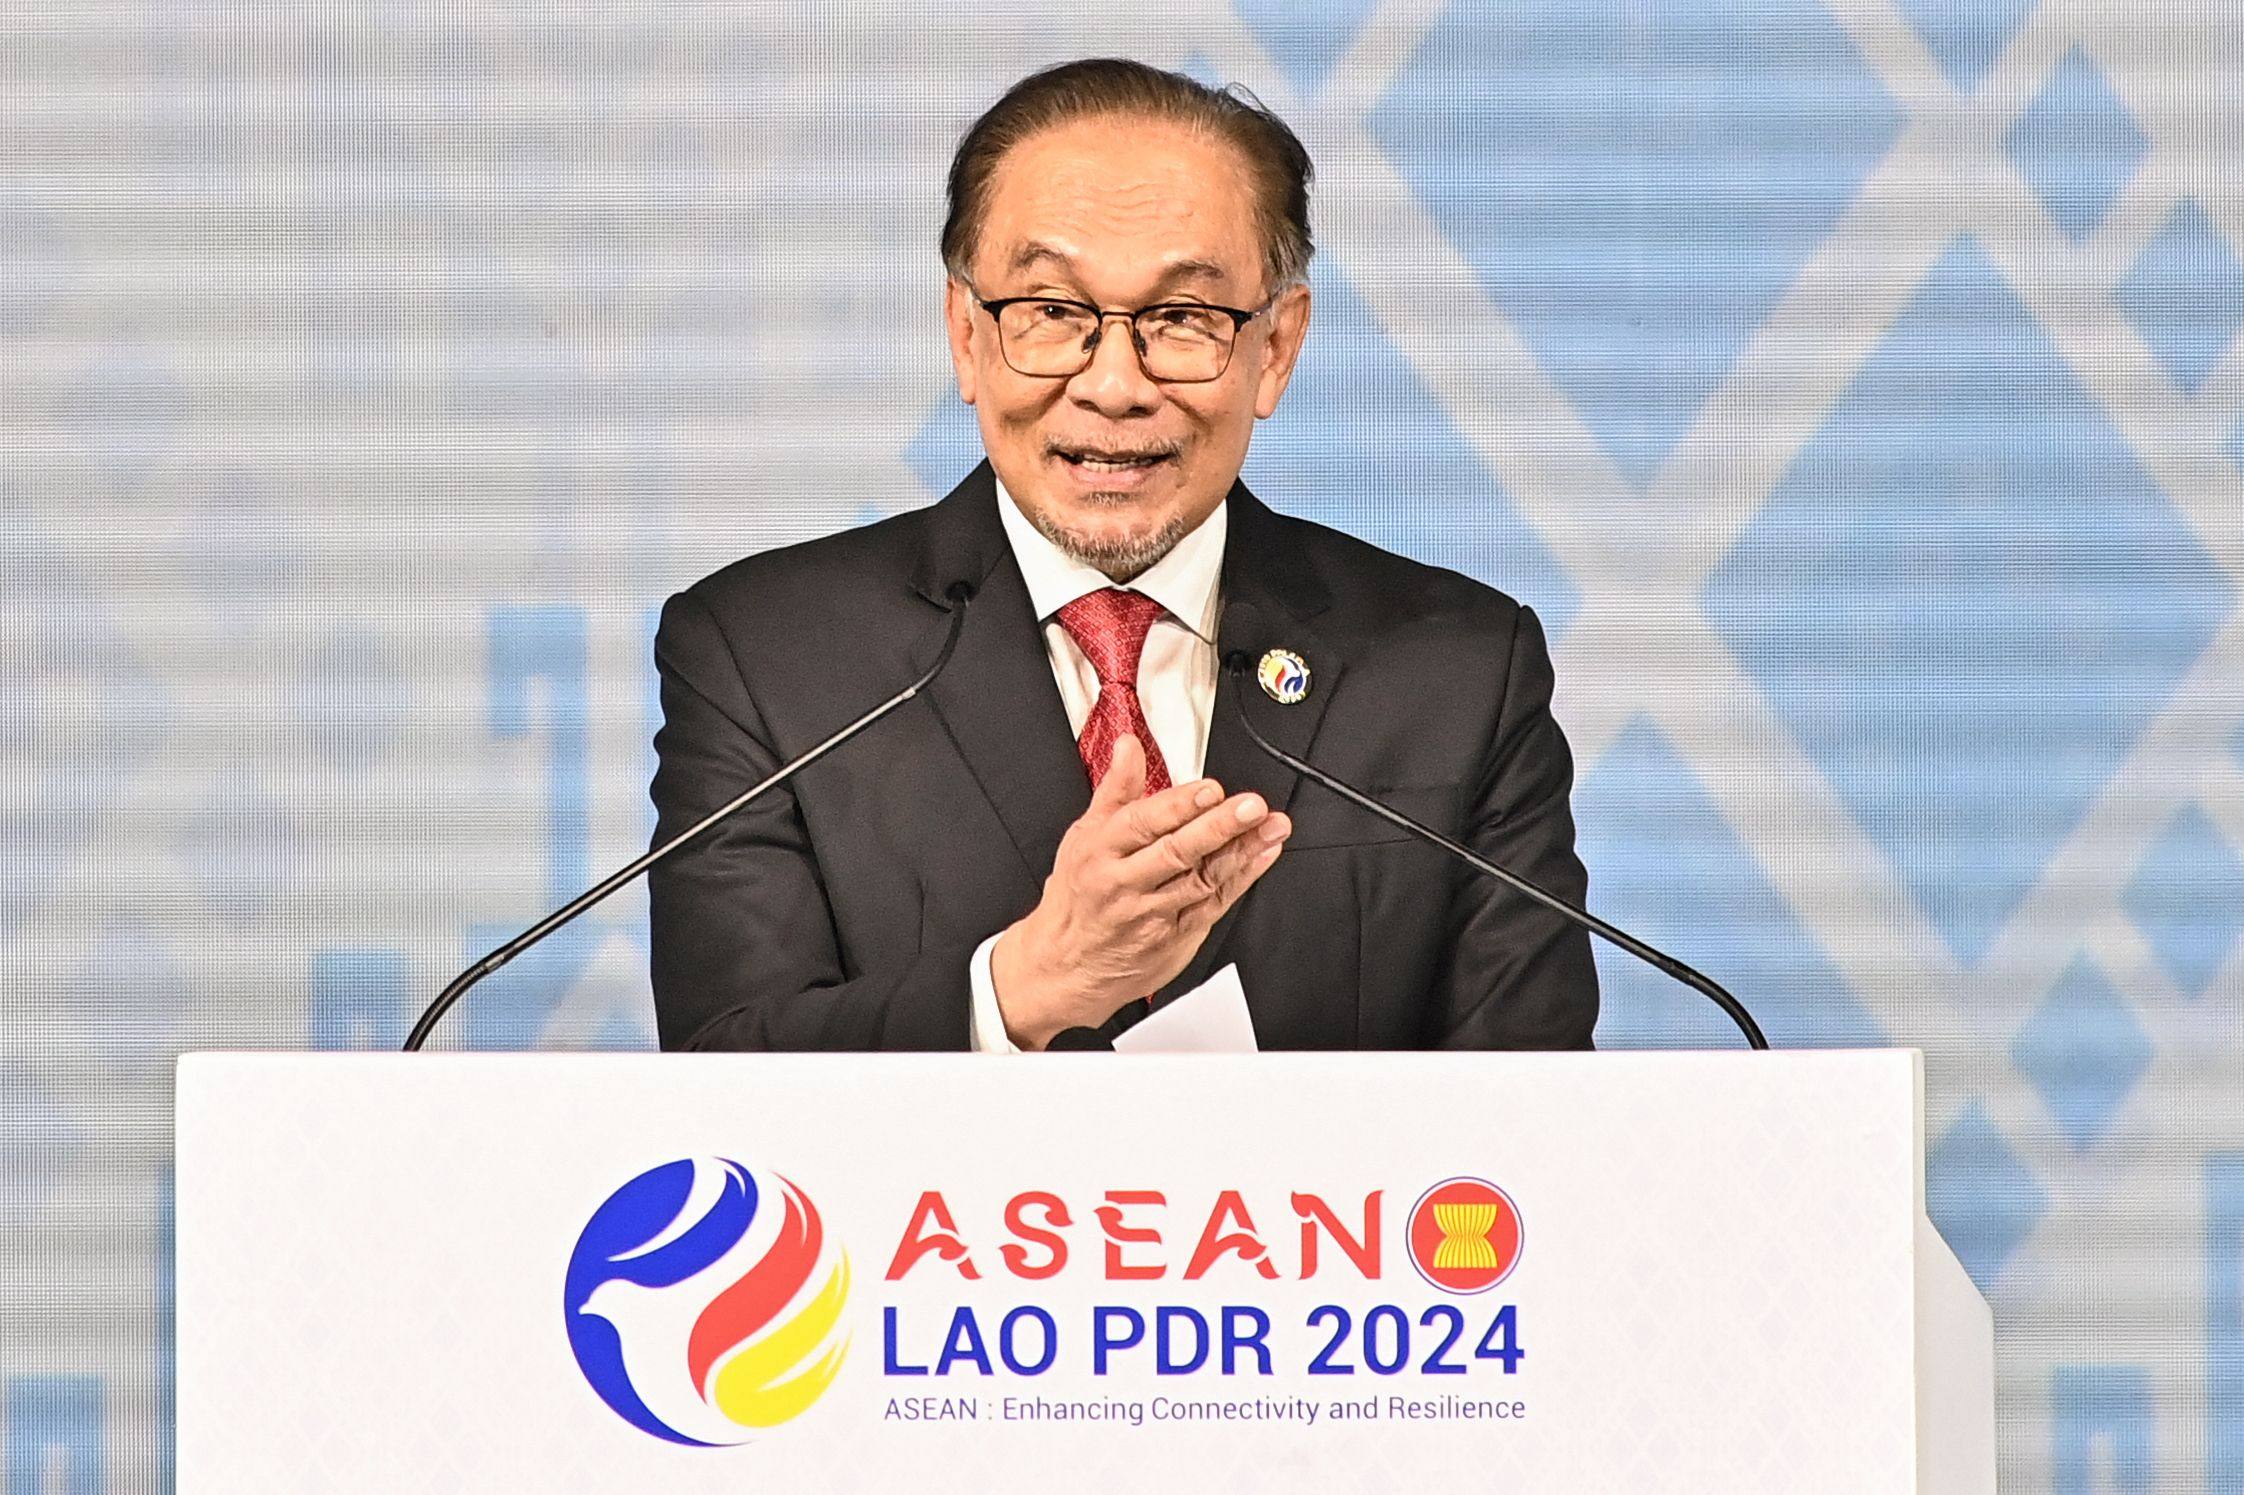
177, 1048, 1924, 1072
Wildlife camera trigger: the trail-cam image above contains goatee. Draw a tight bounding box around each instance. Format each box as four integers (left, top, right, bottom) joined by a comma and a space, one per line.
1030, 502, 1191, 584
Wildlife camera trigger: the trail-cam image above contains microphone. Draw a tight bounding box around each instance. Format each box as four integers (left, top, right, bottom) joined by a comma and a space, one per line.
402, 581, 978, 1051
1043, 1026, 1116, 1052
1218, 602, 1768, 1050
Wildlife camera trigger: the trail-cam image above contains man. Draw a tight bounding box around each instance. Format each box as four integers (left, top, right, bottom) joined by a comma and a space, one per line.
649, 59, 1597, 1052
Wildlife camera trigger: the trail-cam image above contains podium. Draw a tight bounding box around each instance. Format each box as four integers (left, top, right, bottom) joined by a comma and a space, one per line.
175, 1050, 1994, 1492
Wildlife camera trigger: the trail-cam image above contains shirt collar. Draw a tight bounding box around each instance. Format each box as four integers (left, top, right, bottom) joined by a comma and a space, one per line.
994, 473, 1227, 643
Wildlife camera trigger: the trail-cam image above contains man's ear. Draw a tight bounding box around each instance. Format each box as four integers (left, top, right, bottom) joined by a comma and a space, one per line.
943, 276, 981, 407
1253, 281, 1313, 420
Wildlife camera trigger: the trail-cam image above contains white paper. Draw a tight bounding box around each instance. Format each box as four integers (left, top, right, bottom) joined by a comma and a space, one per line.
1112, 963, 1259, 1052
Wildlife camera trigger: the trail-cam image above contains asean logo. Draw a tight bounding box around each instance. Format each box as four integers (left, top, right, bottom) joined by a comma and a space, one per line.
564, 1158, 851, 1446
1406, 1177, 1523, 1295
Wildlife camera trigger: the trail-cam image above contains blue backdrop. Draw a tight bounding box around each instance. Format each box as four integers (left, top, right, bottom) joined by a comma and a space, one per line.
4, 3, 2241, 1489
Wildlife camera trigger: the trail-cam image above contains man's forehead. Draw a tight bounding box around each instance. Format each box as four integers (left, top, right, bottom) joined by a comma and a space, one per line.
977, 118, 1261, 290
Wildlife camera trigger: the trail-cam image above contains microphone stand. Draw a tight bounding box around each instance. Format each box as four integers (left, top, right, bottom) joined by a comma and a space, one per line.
1223, 657, 1768, 1050
402, 584, 975, 1051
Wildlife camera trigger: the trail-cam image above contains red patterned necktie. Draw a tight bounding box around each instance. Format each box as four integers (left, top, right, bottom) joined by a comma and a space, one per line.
1054, 588, 1172, 796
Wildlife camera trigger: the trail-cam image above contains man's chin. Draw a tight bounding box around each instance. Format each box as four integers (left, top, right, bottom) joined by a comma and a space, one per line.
1032, 508, 1191, 584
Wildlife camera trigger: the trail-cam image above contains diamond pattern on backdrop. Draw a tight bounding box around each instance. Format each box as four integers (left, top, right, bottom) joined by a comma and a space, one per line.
1704, 236, 2233, 965
2003, 45, 2148, 242
1367, 0, 1903, 488
2115, 198, 2244, 397
2010, 955, 2154, 1152
1234, 0, 1382, 96
1893, 0, 2038, 93
1242, 260, 1579, 634
2122, 806, 2244, 1001
1574, 718, 1887, 1051
1927, 1100, 2049, 1292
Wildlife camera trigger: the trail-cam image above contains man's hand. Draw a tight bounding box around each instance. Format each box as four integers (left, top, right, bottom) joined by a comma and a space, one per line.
991, 734, 1290, 1049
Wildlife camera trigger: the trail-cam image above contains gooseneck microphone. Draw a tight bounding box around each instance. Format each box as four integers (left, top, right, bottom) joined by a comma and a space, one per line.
1219, 607, 1768, 1050
402, 582, 977, 1051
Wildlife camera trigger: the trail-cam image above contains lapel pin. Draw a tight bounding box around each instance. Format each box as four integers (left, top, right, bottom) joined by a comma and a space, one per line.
1256, 648, 1311, 704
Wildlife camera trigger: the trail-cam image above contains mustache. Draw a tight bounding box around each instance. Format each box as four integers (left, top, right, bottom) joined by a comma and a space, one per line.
1045, 439, 1182, 461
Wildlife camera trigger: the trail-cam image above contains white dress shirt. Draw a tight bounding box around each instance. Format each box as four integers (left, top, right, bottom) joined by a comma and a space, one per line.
966, 477, 1228, 1052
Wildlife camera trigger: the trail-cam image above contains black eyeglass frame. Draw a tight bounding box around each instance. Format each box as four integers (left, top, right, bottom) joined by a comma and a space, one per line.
968, 287, 1279, 384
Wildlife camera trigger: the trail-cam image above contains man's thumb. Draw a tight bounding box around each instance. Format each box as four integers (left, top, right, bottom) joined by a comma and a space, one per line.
1091, 733, 1147, 810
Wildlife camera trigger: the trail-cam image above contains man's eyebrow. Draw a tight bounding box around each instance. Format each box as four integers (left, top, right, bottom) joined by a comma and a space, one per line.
1007, 242, 1076, 276
1003, 244, 1237, 295
1149, 258, 1231, 293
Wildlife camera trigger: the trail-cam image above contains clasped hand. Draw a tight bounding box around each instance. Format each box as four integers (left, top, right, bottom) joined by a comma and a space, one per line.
990, 734, 1291, 1049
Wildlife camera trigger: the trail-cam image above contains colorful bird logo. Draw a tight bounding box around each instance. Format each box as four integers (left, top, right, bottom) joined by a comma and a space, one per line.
564, 1158, 851, 1446
1257, 648, 1311, 704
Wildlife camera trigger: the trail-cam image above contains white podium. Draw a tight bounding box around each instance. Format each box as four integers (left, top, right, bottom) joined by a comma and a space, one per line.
175, 1050, 1993, 1493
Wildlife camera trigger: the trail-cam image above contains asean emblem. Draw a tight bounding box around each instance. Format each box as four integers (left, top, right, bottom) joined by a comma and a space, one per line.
1256, 649, 1311, 704
1406, 1176, 1523, 1295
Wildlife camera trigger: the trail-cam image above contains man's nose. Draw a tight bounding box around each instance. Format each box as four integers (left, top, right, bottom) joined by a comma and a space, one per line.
1066, 318, 1161, 416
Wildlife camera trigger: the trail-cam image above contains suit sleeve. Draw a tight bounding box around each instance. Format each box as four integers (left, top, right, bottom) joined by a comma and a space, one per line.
646, 588, 979, 1051
1432, 604, 1600, 1049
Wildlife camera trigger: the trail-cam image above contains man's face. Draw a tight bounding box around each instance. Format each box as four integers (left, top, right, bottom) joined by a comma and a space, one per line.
944, 115, 1312, 580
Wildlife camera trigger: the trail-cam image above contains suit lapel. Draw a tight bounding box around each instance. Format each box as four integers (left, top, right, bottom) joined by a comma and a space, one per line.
912, 463, 1090, 888
1199, 482, 1341, 821
1158, 482, 1346, 1003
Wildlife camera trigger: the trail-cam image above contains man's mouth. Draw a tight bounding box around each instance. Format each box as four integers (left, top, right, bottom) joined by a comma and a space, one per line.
1051, 445, 1175, 474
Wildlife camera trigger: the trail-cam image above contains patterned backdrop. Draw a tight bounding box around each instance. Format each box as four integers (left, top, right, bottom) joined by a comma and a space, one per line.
4, 1, 2240, 1489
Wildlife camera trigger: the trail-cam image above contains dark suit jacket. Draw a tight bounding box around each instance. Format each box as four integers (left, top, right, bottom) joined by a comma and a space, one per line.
648, 463, 1597, 1051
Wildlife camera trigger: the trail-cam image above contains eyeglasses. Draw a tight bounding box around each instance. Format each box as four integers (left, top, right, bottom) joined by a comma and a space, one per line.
969, 287, 1276, 384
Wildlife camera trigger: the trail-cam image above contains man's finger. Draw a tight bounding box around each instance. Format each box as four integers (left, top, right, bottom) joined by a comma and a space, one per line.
1116, 793, 1270, 888
1087, 733, 1148, 816
1104, 770, 1226, 852
1205, 812, 1290, 902
1175, 836, 1287, 939
1208, 828, 1287, 914
1151, 812, 1289, 915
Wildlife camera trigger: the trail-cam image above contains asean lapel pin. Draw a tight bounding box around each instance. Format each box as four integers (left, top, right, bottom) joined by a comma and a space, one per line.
1256, 648, 1311, 704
